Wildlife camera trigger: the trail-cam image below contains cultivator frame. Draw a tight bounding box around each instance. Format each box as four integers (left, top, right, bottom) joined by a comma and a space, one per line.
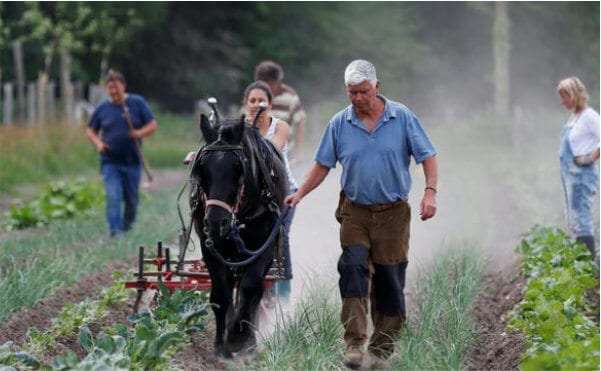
124, 237, 284, 312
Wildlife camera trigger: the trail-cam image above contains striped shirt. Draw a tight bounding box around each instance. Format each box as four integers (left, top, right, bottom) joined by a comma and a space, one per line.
271, 83, 306, 133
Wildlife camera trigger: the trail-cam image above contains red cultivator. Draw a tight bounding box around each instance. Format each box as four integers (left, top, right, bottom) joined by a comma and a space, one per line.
124, 239, 283, 312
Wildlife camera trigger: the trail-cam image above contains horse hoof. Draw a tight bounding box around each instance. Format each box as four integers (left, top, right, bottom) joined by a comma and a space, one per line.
214, 345, 233, 359
225, 332, 256, 354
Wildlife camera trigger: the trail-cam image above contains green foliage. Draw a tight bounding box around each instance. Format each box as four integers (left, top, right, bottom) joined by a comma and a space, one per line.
251, 279, 345, 370
22, 278, 130, 356
0, 112, 196, 193
252, 247, 483, 370
0, 184, 181, 322
1, 275, 208, 370
0, 341, 43, 370
391, 247, 484, 370
508, 226, 599, 371
1, 3, 598, 113
151, 280, 209, 333
52, 282, 207, 370
3, 178, 103, 230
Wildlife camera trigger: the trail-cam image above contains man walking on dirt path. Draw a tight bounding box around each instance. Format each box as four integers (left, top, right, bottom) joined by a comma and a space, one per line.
255, 60, 307, 164
86, 70, 157, 237
285, 60, 438, 369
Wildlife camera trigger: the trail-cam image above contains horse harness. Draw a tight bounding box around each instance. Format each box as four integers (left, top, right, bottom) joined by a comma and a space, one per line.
188, 128, 287, 268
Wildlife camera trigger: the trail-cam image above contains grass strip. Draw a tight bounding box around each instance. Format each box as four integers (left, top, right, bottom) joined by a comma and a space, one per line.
248, 247, 483, 370
392, 247, 483, 370
0, 183, 187, 322
0, 111, 197, 193
248, 276, 344, 370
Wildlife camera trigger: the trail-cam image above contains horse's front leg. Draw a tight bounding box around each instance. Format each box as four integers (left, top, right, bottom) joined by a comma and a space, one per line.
207, 262, 234, 358
225, 267, 264, 353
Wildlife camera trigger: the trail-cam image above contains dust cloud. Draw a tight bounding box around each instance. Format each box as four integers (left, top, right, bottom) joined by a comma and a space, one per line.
285, 94, 600, 307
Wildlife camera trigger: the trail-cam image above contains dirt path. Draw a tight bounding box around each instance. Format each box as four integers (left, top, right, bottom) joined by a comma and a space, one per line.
467, 257, 525, 370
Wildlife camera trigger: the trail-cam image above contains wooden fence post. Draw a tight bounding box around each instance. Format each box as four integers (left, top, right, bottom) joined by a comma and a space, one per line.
37, 74, 47, 125
2, 83, 13, 125
46, 81, 55, 123
13, 41, 26, 124
88, 84, 103, 106
27, 82, 36, 125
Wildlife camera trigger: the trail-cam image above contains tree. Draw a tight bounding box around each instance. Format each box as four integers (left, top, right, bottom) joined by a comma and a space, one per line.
83, 3, 159, 83
493, 2, 511, 117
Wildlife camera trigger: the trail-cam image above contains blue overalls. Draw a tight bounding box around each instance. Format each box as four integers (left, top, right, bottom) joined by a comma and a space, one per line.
559, 122, 599, 238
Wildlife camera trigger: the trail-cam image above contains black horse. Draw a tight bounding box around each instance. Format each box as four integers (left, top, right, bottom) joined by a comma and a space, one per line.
189, 114, 288, 357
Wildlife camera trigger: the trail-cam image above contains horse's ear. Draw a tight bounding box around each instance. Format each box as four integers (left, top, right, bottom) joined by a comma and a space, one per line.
231, 115, 246, 144
200, 114, 218, 144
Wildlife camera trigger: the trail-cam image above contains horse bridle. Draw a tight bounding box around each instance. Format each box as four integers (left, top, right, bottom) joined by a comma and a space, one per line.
195, 142, 248, 219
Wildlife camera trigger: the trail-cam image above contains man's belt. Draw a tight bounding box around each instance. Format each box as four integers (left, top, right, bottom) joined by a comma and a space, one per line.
348, 198, 406, 212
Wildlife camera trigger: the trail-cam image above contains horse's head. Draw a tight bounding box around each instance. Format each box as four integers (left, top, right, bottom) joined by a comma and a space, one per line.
196, 114, 247, 240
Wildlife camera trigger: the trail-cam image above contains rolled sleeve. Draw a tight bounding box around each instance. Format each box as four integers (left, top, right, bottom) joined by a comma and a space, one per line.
315, 121, 338, 168
406, 113, 437, 164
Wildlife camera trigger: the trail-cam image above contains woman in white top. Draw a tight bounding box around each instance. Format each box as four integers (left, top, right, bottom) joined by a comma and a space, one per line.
557, 76, 600, 261
243, 80, 298, 300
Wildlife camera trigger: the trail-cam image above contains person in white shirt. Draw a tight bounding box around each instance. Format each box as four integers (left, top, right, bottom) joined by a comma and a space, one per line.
243, 80, 299, 301
557, 76, 600, 261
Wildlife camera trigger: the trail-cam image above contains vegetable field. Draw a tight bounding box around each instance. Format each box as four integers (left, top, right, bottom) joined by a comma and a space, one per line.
0, 104, 599, 369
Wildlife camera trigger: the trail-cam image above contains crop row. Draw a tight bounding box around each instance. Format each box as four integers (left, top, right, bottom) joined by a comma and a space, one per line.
251, 248, 484, 370
508, 226, 600, 370
0, 183, 184, 322
4, 179, 103, 230
0, 277, 209, 370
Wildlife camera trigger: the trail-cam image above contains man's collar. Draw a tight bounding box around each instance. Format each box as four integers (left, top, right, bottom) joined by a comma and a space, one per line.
345, 95, 396, 122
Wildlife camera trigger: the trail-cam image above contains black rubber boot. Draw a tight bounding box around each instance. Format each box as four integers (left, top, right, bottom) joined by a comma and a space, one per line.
576, 235, 596, 261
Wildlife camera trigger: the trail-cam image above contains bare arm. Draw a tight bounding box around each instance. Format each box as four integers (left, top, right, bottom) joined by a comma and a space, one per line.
86, 127, 108, 153
131, 119, 158, 139
272, 120, 290, 150
420, 155, 438, 221
284, 162, 330, 206
294, 118, 306, 161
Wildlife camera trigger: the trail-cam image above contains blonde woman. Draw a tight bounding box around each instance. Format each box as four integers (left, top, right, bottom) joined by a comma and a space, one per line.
557, 76, 600, 261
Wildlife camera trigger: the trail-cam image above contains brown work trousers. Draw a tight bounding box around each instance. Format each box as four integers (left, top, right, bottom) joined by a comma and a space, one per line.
336, 191, 410, 352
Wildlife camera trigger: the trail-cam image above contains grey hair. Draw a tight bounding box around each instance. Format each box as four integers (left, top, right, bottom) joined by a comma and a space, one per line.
344, 59, 378, 86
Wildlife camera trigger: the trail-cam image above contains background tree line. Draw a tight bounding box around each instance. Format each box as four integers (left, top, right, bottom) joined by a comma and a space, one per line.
1, 2, 598, 118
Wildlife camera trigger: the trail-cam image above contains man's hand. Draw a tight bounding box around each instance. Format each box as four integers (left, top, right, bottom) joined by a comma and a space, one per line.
574, 154, 596, 167
130, 129, 142, 140
284, 192, 302, 207
419, 188, 437, 221
96, 141, 109, 154
183, 151, 196, 165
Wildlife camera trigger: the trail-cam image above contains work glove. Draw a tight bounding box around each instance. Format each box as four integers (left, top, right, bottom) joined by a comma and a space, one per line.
574, 154, 596, 167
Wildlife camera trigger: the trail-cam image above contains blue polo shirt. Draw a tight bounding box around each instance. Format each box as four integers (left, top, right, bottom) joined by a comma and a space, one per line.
88, 94, 154, 166
315, 96, 436, 204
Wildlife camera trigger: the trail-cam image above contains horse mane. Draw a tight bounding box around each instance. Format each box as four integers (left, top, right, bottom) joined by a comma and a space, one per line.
216, 118, 245, 145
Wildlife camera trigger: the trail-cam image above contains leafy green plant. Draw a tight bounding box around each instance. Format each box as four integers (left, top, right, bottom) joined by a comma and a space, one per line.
1, 277, 209, 370
0, 341, 43, 369
151, 279, 209, 333
51, 281, 208, 370
21, 276, 130, 356
508, 226, 599, 371
3, 178, 104, 230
